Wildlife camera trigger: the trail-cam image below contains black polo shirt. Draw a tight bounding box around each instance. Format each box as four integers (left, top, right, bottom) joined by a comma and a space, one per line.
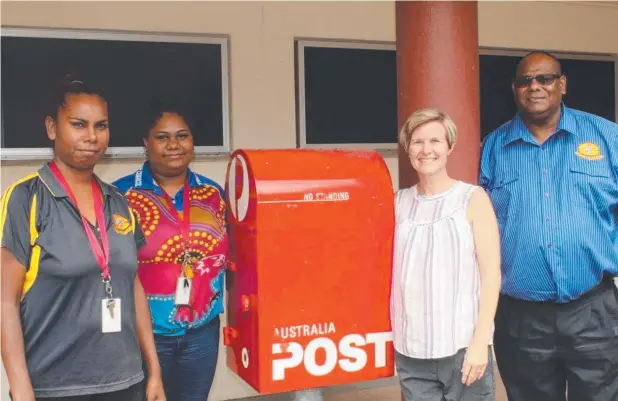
0, 162, 146, 398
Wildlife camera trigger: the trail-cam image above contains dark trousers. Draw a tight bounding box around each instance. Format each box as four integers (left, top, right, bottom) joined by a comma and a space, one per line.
31, 382, 144, 401
154, 316, 220, 401
494, 278, 618, 401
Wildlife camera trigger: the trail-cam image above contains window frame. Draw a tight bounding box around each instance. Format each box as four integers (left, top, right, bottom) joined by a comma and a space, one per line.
1, 26, 231, 161
295, 38, 618, 149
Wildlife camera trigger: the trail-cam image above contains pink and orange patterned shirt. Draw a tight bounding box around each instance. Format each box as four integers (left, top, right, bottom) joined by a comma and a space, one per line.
114, 163, 228, 335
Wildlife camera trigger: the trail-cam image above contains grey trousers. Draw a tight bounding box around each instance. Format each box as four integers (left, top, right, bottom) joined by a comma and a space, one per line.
395, 348, 494, 401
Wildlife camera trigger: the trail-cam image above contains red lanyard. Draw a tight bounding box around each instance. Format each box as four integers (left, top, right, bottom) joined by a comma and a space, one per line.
158, 180, 191, 251
49, 161, 111, 281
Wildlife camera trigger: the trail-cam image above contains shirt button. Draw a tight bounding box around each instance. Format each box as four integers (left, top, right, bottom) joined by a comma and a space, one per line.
543, 169, 549, 175
544, 192, 550, 198
545, 217, 551, 222
547, 244, 552, 249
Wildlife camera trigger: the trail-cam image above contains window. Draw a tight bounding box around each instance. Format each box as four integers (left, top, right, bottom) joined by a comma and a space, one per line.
296, 41, 397, 149
296, 40, 617, 148
1, 27, 230, 161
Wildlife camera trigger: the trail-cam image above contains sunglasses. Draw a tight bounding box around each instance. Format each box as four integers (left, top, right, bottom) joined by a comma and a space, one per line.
513, 73, 562, 88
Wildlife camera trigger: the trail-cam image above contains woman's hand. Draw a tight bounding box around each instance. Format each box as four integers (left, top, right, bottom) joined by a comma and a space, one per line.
145, 374, 166, 401
11, 388, 36, 401
461, 340, 489, 386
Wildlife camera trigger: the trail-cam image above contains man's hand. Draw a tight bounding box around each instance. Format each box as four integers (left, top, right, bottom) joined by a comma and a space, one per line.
145, 374, 166, 401
461, 340, 489, 386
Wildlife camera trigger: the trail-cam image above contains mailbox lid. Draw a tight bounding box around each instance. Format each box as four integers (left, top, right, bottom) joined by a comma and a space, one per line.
242, 148, 393, 203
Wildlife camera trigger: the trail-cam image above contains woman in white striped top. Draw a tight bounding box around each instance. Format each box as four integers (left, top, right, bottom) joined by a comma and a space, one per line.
391, 109, 502, 401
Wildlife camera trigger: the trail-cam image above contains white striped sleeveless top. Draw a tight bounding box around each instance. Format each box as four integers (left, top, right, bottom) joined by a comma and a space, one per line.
391, 181, 487, 359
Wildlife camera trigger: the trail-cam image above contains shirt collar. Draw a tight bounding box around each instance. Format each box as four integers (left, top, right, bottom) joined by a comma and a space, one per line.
556, 104, 578, 136
133, 162, 203, 193
504, 103, 578, 147
38, 162, 112, 198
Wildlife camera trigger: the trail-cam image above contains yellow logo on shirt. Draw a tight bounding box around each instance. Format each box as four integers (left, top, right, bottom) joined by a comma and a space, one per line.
113, 214, 132, 235
575, 142, 604, 161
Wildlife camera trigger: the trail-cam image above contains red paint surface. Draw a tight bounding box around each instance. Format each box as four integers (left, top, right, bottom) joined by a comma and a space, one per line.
224, 149, 395, 394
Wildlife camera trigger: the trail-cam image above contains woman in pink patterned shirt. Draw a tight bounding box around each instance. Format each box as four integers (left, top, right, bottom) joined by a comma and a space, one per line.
114, 102, 228, 401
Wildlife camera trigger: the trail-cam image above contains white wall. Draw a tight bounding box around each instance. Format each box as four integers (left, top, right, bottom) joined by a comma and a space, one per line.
2, 1, 618, 400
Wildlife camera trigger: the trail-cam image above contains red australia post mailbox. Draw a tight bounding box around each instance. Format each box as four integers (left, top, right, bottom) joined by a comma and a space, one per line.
224, 149, 395, 394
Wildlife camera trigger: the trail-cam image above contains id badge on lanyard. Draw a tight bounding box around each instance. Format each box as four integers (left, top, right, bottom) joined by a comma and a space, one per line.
49, 162, 122, 333
175, 248, 195, 305
157, 180, 194, 306
102, 298, 122, 333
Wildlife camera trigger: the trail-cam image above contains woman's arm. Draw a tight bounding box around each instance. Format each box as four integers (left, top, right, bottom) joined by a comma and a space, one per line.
134, 277, 161, 375
469, 188, 502, 345
462, 188, 502, 385
1, 248, 35, 401
134, 276, 166, 400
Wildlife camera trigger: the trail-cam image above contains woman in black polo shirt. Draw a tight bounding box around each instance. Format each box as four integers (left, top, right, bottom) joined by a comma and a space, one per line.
0, 76, 165, 401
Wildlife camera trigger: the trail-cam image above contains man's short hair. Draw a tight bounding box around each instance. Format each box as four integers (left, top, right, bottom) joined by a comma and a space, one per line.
516, 51, 563, 75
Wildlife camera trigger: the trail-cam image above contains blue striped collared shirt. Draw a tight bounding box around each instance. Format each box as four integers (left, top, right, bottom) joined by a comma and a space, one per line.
479, 105, 618, 302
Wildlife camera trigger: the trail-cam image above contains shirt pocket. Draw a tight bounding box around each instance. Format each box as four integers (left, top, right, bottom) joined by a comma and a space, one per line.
569, 158, 614, 210
487, 172, 519, 223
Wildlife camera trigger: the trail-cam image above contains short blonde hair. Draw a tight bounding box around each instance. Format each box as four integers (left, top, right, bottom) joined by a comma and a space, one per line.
398, 108, 458, 152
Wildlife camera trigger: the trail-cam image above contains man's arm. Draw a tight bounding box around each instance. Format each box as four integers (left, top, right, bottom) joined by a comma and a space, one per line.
610, 125, 618, 220
478, 137, 493, 189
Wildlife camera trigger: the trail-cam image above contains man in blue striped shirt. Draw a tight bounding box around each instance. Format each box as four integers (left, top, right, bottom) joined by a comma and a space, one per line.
480, 51, 618, 401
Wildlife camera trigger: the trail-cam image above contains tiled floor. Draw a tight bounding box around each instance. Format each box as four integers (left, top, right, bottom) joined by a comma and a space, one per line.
241, 370, 508, 400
